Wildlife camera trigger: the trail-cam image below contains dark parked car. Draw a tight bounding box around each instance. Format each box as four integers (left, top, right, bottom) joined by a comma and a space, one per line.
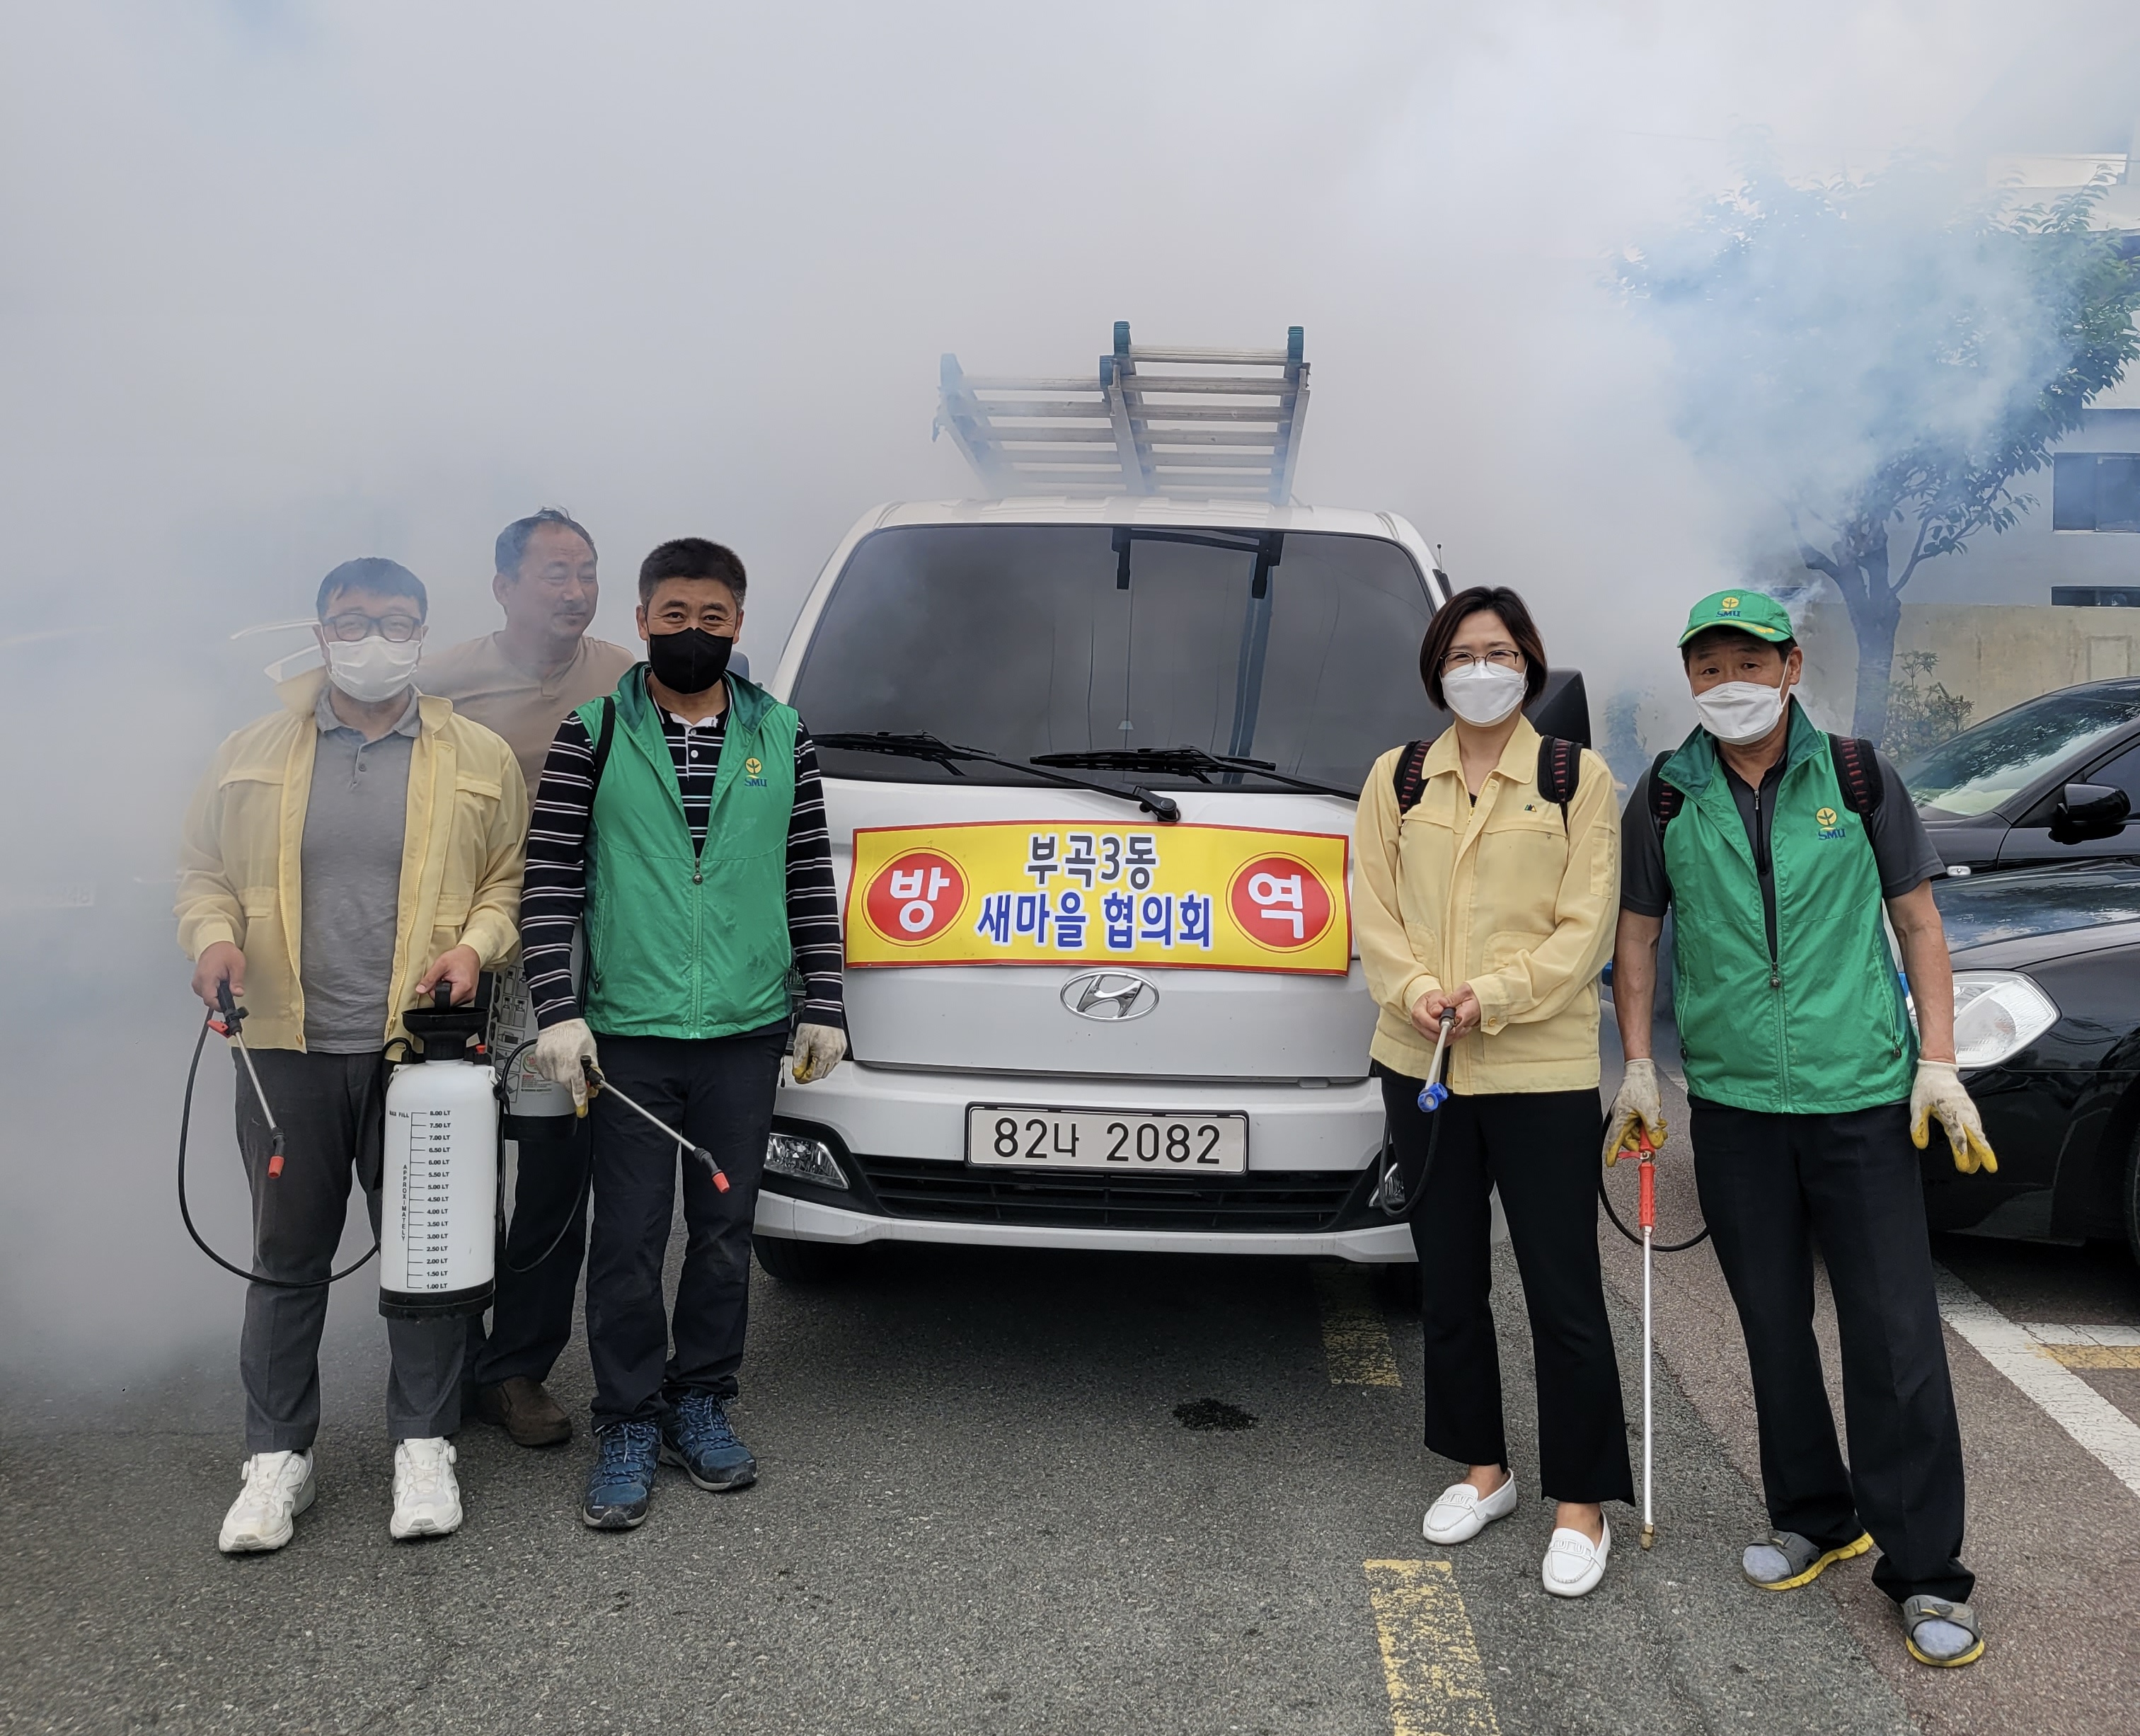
1907, 677, 2140, 872
1920, 859, 2140, 1260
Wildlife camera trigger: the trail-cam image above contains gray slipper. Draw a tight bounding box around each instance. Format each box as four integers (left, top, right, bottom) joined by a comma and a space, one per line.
1742, 1529, 1872, 1590
1899, 1595, 1984, 1667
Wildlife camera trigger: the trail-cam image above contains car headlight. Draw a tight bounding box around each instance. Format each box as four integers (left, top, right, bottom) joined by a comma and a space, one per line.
765, 1131, 849, 1190
1950, 972, 2059, 1070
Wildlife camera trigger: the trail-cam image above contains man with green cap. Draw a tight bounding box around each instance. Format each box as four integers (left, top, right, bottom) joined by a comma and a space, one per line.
1608, 589, 1996, 1669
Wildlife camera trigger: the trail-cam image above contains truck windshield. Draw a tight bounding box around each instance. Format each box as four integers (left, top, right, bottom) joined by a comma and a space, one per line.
788, 524, 1435, 793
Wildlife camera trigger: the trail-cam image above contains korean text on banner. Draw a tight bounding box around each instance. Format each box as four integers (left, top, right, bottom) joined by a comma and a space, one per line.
845, 822, 1352, 975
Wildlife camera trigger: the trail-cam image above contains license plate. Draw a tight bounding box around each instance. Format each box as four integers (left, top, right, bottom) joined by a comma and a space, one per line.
966, 1106, 1248, 1174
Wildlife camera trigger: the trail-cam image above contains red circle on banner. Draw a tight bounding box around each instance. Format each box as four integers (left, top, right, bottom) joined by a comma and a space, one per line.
862, 849, 969, 945
1226, 853, 1334, 953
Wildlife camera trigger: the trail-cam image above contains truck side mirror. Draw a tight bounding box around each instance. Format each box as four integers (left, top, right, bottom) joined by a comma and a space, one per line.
2050, 781, 2131, 844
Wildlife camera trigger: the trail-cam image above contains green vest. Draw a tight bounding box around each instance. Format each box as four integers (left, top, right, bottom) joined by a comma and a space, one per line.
576, 666, 798, 1040
1660, 702, 1915, 1114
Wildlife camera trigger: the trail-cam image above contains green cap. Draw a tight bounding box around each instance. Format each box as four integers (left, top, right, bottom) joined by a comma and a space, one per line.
1677, 588, 1794, 647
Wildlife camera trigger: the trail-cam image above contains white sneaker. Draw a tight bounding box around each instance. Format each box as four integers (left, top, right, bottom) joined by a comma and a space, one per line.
389, 1437, 463, 1540
1542, 1514, 1611, 1598
218, 1449, 316, 1553
1422, 1472, 1519, 1545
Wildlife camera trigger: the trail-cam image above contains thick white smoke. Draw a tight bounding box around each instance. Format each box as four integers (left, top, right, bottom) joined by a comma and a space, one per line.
2, 0, 2133, 1381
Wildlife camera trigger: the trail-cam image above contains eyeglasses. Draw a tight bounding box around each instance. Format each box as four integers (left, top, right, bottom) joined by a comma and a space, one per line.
1442, 648, 1523, 673
322, 611, 425, 643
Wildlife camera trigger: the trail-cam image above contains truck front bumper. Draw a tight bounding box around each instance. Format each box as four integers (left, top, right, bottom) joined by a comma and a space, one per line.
757, 1061, 1415, 1263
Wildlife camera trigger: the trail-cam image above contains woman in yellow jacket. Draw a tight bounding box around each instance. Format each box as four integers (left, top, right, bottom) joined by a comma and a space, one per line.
1354, 585, 1628, 1599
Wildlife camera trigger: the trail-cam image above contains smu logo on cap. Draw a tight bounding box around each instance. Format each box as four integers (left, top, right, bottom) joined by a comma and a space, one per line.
1719, 594, 1742, 612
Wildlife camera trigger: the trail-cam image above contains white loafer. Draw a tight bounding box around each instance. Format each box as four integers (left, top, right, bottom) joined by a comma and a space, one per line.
1542, 1514, 1611, 1598
1422, 1473, 1519, 1545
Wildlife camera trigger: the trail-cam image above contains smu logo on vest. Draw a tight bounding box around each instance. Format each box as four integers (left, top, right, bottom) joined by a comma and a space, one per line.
742, 754, 768, 788
1814, 804, 1846, 841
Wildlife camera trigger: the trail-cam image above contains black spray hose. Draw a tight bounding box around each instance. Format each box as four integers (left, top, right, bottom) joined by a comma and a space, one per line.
178, 1008, 381, 1289
493, 1037, 594, 1277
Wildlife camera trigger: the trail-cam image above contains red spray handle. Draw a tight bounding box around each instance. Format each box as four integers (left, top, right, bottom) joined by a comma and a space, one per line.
1635, 1129, 1657, 1231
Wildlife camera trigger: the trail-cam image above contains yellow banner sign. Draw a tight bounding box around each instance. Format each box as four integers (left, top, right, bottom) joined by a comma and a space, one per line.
846, 821, 1352, 975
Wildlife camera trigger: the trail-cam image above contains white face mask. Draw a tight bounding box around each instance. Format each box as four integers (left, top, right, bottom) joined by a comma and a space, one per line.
1442, 661, 1528, 727
1694, 677, 1789, 746
323, 633, 422, 703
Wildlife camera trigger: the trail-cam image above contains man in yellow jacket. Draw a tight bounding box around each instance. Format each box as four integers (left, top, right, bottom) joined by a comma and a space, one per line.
177, 557, 527, 1555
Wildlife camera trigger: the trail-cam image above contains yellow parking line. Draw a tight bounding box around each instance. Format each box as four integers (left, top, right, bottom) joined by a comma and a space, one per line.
2043, 1345, 2140, 1369
1363, 1559, 1502, 1736
1313, 1263, 1401, 1386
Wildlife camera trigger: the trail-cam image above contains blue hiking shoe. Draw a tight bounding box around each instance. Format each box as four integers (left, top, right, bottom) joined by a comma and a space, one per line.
582, 1420, 660, 1530
660, 1391, 757, 1492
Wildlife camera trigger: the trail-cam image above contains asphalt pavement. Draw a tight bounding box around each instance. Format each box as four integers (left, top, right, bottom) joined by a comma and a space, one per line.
6, 1070, 2138, 1734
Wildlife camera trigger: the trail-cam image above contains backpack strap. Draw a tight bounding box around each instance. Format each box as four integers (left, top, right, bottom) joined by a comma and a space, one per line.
1535, 735, 1582, 829
589, 696, 617, 793
1648, 750, 1684, 832
1393, 739, 1433, 815
1829, 733, 1884, 818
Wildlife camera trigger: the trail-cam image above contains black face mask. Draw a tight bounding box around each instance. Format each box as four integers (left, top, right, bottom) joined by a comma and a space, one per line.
645, 626, 733, 696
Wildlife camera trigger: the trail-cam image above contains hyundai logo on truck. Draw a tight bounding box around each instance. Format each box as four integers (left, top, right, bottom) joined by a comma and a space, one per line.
1060, 970, 1159, 1022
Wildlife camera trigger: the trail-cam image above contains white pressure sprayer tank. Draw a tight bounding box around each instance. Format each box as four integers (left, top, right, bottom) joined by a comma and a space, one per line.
379, 989, 499, 1319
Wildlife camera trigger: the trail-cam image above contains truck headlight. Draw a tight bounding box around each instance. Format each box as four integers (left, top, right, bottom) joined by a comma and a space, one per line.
766, 1131, 849, 1190
1950, 972, 2059, 1070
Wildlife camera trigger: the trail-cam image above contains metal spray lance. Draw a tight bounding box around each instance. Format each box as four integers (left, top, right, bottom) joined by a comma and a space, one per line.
582, 1060, 730, 1192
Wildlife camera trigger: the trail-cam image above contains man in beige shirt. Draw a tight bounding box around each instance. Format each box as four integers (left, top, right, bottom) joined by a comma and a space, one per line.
422, 509, 638, 794
423, 508, 635, 1449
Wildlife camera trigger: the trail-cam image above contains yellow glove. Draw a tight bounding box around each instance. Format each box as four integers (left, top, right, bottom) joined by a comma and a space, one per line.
790, 1023, 847, 1084
1910, 1059, 1997, 1175
1602, 1058, 1667, 1167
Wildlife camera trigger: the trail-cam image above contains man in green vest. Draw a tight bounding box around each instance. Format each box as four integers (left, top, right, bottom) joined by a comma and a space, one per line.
519, 538, 846, 1531
1608, 590, 1996, 1669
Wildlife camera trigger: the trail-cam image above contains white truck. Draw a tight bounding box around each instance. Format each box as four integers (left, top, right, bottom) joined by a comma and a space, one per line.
749, 326, 1580, 1279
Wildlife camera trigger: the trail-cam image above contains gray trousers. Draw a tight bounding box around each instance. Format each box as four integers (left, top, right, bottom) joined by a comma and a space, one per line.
234, 1049, 465, 1452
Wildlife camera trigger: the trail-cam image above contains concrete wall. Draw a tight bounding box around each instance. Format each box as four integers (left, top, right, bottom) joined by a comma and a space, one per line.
1795, 599, 2140, 730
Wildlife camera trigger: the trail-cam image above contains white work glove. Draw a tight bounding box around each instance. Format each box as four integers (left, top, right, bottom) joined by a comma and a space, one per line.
531, 1018, 599, 1114
1911, 1060, 1997, 1175
1602, 1057, 1667, 1167
790, 1023, 846, 1084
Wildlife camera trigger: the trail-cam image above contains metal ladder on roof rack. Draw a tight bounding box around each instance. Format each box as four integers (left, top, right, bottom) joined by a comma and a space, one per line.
935, 322, 1309, 505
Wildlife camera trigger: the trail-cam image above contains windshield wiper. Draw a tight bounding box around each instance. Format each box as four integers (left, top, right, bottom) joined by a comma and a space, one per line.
1031, 746, 1357, 801
816, 732, 1181, 822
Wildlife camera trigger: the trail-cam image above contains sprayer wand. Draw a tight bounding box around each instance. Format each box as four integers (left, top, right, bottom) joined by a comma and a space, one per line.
1372, 1008, 1456, 1216
582, 1061, 730, 1192
214, 981, 287, 1178
1635, 1125, 1657, 1549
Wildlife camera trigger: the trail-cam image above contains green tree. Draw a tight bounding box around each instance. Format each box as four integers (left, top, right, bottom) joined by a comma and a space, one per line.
1621, 156, 2140, 744
1882, 650, 1974, 766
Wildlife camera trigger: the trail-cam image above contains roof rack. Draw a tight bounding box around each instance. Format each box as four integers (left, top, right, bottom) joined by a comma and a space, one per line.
935, 321, 1310, 505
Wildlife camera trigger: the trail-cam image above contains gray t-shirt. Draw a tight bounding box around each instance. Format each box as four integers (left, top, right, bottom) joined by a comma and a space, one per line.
1622, 737, 1943, 953
299, 686, 417, 1052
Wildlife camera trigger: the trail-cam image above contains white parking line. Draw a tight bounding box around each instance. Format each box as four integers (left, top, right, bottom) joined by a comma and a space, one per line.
1935, 1267, 2140, 1500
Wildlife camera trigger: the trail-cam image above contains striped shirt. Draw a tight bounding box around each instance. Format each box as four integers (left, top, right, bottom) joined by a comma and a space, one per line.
522, 703, 844, 1032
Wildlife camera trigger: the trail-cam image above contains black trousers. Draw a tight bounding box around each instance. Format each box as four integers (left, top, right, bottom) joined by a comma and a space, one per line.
234, 1050, 464, 1452
584, 1023, 786, 1428
1690, 1097, 1971, 1604
1381, 1069, 1634, 1506
467, 1115, 591, 1388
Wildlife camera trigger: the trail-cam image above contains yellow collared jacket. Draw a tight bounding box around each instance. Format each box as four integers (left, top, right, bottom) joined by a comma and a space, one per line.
176, 671, 529, 1052
1353, 715, 1619, 1093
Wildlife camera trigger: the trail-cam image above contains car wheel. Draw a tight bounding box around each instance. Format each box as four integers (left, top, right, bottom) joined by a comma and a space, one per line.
752, 1233, 853, 1284
1374, 1260, 1422, 1314
2125, 1128, 2140, 1270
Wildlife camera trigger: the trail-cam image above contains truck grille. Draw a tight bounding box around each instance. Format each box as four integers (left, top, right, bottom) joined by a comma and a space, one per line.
851, 1155, 1368, 1233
